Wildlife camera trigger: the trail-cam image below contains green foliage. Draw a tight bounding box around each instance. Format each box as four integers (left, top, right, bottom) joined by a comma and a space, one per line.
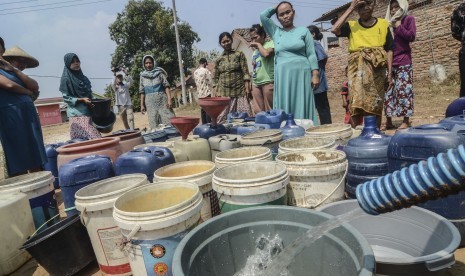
108, 0, 200, 110
192, 47, 220, 64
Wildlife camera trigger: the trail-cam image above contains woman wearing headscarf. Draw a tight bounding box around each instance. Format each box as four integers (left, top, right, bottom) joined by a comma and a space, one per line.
60, 53, 102, 140
260, 1, 320, 122
139, 55, 175, 129
0, 37, 46, 176
382, 0, 416, 130
332, 0, 393, 128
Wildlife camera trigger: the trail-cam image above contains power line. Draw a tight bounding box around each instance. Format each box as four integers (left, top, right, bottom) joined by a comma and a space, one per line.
29, 74, 113, 80
2, 0, 89, 12
3, 0, 37, 5
0, 0, 112, 16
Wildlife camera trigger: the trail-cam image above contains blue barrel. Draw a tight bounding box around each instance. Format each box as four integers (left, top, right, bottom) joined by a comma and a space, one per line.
230, 123, 270, 135
44, 142, 66, 189
255, 109, 285, 129
445, 97, 465, 118
387, 123, 465, 245
227, 112, 248, 122
59, 155, 114, 215
115, 146, 175, 182
343, 116, 391, 198
164, 126, 181, 139
280, 113, 305, 140
193, 124, 228, 139
142, 130, 167, 143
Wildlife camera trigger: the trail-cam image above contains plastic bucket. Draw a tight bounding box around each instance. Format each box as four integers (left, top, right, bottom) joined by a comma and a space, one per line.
214, 146, 272, 168
21, 214, 96, 276
278, 136, 336, 154
113, 182, 203, 276
154, 161, 219, 221
172, 206, 375, 276
75, 174, 148, 275
0, 171, 58, 230
318, 200, 461, 276
305, 123, 353, 146
212, 161, 289, 213
239, 129, 282, 159
276, 150, 347, 208
0, 192, 34, 275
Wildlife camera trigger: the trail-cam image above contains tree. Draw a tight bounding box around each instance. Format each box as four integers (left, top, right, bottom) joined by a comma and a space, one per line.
109, 0, 200, 111
192, 47, 220, 65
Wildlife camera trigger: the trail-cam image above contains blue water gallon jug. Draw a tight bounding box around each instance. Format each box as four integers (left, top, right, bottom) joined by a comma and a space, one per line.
59, 155, 114, 215
193, 124, 228, 139
229, 123, 270, 135
115, 146, 175, 182
343, 116, 391, 198
255, 109, 285, 129
280, 113, 305, 140
44, 142, 66, 189
445, 97, 465, 118
388, 122, 465, 244
227, 112, 248, 122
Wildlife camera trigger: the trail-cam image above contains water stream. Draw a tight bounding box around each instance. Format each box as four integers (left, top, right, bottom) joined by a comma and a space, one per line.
238, 208, 367, 276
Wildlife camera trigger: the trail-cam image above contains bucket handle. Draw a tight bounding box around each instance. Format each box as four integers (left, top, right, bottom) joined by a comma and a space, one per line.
260, 139, 273, 146
119, 224, 141, 251
307, 163, 348, 209
218, 192, 227, 212
80, 207, 88, 226
29, 207, 76, 238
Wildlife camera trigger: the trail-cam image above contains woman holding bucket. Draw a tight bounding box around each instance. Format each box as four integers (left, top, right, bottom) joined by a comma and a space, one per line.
60, 53, 102, 140
0, 37, 47, 176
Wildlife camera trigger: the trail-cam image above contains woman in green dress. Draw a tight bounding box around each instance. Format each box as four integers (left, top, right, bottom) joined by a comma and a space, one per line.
260, 1, 320, 121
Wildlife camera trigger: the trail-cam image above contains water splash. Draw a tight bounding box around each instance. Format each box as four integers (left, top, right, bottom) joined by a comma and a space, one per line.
261, 208, 366, 276
234, 234, 293, 276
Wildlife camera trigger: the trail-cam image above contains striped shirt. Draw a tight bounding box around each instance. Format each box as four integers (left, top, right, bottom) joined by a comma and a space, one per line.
213, 50, 250, 97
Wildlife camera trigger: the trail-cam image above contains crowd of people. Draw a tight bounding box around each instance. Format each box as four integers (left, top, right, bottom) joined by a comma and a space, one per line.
2, 0, 465, 176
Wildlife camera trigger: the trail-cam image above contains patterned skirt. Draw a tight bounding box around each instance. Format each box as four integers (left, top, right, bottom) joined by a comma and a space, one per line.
145, 92, 175, 129
384, 65, 414, 117
69, 116, 102, 140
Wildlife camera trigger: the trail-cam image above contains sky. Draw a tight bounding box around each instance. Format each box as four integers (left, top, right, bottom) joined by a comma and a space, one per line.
1, 0, 347, 99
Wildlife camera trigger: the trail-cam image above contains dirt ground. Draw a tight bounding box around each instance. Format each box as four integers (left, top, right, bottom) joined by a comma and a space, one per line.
8, 75, 465, 275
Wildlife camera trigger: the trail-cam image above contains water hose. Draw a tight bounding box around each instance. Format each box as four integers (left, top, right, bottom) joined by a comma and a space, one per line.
356, 144, 465, 215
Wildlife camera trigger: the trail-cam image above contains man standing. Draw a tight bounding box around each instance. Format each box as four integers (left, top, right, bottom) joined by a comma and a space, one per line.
193, 58, 213, 124
111, 68, 134, 129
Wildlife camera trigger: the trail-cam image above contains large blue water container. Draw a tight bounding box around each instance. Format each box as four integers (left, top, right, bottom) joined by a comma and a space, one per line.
280, 113, 305, 140
142, 130, 167, 143
115, 146, 175, 182
59, 155, 114, 215
193, 124, 228, 139
343, 116, 391, 198
255, 109, 285, 129
229, 123, 270, 135
44, 142, 66, 189
164, 126, 181, 139
445, 97, 465, 118
227, 112, 248, 122
440, 114, 465, 126
388, 123, 465, 245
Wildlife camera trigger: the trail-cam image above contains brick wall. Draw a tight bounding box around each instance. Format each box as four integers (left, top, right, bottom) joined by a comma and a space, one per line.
325, 0, 462, 90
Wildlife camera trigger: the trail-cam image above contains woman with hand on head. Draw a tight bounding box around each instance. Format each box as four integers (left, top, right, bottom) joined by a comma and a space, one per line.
308, 25, 332, 125
383, 0, 415, 130
249, 24, 275, 113
0, 37, 46, 176
139, 55, 175, 130
260, 1, 320, 122
332, 0, 393, 128
60, 53, 102, 140
213, 32, 252, 123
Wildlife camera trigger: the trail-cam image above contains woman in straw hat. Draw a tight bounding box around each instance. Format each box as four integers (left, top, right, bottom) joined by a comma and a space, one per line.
3, 45, 39, 72
0, 37, 47, 176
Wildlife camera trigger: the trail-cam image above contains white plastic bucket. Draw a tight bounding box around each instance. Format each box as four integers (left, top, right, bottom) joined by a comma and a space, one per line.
278, 136, 336, 154
75, 174, 148, 275
239, 129, 282, 158
113, 182, 203, 276
0, 171, 57, 229
276, 150, 348, 208
0, 192, 34, 275
153, 161, 218, 221
214, 146, 272, 168
208, 134, 242, 160
305, 124, 353, 145
212, 161, 289, 213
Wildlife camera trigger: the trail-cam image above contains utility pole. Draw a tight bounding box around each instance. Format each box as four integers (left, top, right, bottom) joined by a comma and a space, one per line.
172, 0, 187, 105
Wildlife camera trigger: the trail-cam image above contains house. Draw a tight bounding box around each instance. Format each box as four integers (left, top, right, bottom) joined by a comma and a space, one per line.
34, 97, 64, 126
314, 0, 462, 90
231, 28, 255, 74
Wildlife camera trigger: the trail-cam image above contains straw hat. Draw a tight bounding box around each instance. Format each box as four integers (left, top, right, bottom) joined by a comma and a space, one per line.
3, 46, 39, 68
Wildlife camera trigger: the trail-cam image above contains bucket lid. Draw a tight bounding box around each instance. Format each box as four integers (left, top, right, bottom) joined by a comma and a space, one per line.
276, 150, 347, 166
113, 182, 203, 231
75, 174, 148, 212
306, 123, 352, 134
0, 171, 54, 193
240, 129, 282, 146
0, 191, 27, 208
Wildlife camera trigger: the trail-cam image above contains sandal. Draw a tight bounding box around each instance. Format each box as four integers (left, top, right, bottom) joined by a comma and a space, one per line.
380, 123, 396, 131
397, 123, 410, 130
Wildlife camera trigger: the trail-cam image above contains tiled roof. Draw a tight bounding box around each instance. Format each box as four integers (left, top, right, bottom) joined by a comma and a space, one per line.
314, 2, 351, 22
232, 28, 253, 43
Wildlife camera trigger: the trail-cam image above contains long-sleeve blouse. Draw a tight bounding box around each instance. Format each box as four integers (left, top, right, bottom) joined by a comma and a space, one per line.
393, 15, 416, 66
213, 50, 250, 98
